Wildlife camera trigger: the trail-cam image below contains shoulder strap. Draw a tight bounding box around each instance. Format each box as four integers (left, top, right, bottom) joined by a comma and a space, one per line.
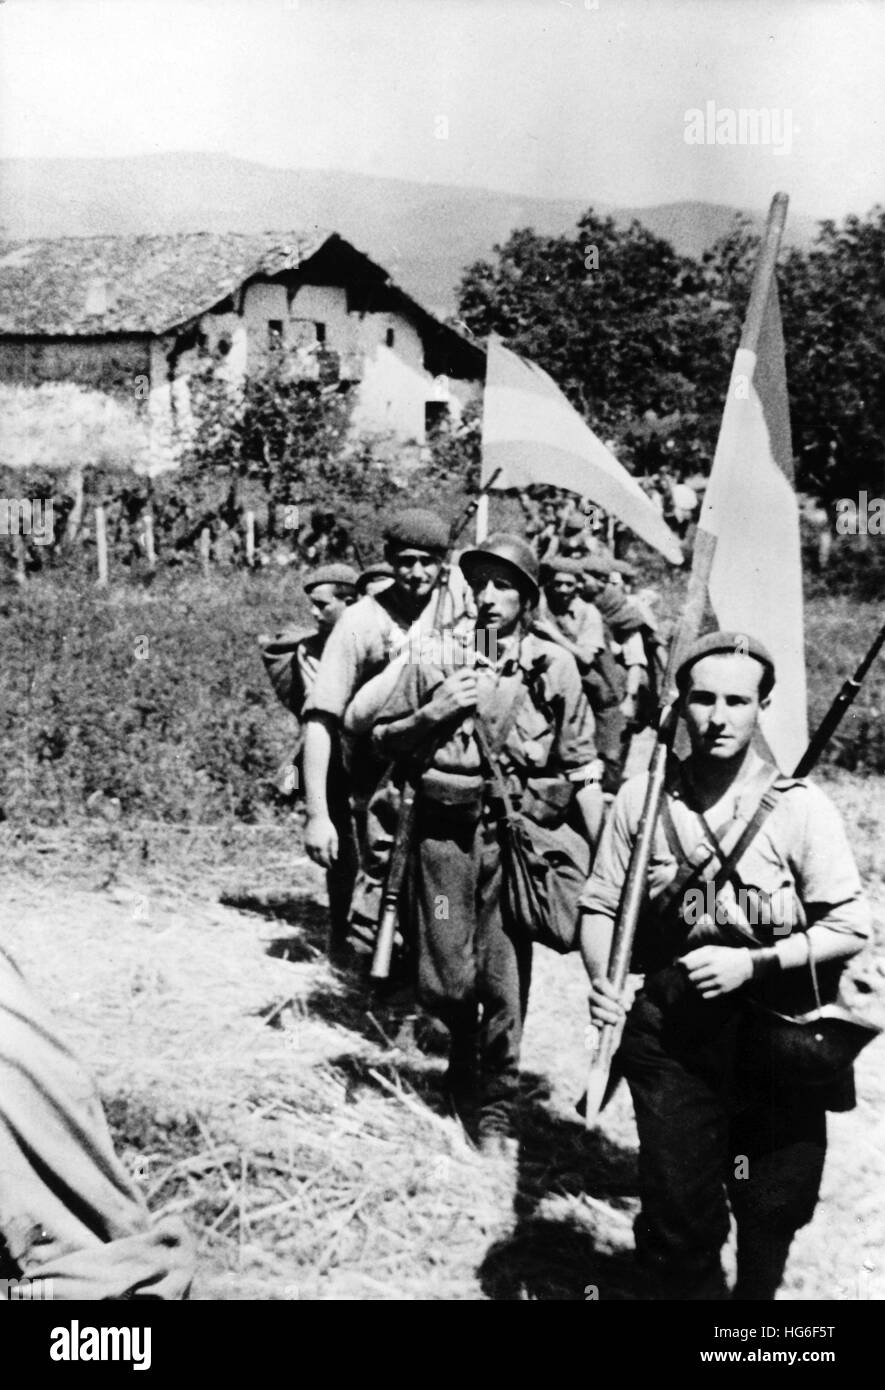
472, 717, 519, 823
655, 768, 784, 917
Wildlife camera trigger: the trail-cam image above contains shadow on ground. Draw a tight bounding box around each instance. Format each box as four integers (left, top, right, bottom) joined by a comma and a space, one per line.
220, 890, 330, 961
478, 1218, 638, 1300
243, 899, 643, 1301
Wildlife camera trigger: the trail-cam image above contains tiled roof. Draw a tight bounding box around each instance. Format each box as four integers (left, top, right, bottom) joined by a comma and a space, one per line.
0, 230, 330, 335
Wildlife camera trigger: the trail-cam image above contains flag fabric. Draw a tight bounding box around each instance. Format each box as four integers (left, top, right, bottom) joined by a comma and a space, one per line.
480, 335, 684, 565
698, 281, 807, 772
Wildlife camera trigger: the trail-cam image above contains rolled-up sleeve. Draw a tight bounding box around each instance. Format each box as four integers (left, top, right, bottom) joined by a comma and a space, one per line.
578, 776, 646, 918
304, 609, 366, 720
369, 664, 451, 759
790, 782, 870, 940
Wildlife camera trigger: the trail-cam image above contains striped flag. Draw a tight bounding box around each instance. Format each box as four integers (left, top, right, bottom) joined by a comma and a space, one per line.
698, 278, 807, 771
480, 335, 684, 565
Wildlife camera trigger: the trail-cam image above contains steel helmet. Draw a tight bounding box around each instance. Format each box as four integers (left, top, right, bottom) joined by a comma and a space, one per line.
458, 532, 540, 603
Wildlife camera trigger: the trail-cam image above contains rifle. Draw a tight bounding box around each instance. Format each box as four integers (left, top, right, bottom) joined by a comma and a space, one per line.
793, 617, 885, 776
369, 470, 501, 983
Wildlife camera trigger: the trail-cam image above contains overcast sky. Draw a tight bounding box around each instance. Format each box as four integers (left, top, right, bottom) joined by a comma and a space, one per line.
0, 0, 882, 217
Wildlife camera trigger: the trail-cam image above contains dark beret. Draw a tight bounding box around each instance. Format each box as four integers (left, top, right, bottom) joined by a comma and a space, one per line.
383, 509, 449, 554
355, 560, 395, 593
582, 551, 616, 577
303, 563, 359, 592
675, 629, 776, 696
540, 555, 586, 578
358, 559, 394, 580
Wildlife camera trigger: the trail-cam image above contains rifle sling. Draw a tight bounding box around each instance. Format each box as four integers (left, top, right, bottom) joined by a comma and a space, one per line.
654, 770, 785, 935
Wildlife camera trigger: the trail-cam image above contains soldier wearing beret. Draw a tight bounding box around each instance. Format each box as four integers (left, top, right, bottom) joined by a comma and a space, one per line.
357, 535, 599, 1156
580, 631, 870, 1299
534, 554, 639, 793
301, 510, 453, 955
258, 563, 359, 955
355, 561, 395, 598
259, 563, 360, 720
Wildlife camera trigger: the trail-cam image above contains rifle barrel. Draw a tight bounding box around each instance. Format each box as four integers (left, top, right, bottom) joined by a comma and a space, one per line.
370, 786, 418, 981
793, 616, 885, 777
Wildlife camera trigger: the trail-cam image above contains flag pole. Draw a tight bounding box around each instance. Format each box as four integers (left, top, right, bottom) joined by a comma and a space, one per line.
475, 492, 489, 542
583, 192, 791, 1128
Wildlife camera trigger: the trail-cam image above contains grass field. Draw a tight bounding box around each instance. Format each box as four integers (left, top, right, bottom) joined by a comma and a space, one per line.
1, 565, 884, 1300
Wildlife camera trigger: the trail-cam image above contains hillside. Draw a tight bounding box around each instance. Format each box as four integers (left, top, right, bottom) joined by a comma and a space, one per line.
0, 153, 820, 315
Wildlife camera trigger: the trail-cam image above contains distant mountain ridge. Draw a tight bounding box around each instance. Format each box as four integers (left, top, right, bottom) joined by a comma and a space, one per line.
0, 152, 820, 316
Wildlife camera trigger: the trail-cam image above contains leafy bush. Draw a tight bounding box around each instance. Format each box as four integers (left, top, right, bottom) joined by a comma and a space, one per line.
0, 568, 881, 837
0, 570, 306, 826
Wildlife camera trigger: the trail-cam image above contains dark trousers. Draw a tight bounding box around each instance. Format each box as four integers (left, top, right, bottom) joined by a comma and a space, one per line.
593, 703, 628, 793
619, 977, 827, 1300
326, 778, 359, 961
406, 802, 532, 1125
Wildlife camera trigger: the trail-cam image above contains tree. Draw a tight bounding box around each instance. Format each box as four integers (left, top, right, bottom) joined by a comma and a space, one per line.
457, 210, 737, 477
703, 208, 885, 506
177, 353, 355, 538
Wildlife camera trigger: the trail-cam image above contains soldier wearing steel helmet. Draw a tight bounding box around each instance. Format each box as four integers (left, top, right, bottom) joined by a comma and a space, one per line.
360, 534, 599, 1156
580, 630, 870, 1299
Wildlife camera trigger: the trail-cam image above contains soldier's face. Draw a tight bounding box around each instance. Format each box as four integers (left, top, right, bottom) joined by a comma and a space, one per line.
309, 583, 351, 632
546, 572, 578, 611
470, 562, 524, 635
681, 655, 770, 763
390, 547, 442, 601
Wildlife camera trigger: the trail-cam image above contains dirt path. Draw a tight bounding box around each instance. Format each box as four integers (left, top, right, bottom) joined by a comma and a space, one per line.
3, 843, 884, 1301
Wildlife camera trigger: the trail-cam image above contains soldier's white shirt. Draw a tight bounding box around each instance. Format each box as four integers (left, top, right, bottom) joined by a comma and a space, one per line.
580, 749, 870, 947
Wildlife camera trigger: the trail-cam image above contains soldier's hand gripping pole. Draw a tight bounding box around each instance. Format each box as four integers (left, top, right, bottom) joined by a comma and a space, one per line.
369, 469, 502, 985
583, 702, 678, 1124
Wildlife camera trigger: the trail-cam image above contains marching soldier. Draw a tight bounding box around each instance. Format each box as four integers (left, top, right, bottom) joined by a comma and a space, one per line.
259, 562, 360, 722
536, 554, 638, 794
580, 631, 870, 1299
361, 535, 599, 1156
301, 510, 451, 953
258, 563, 359, 957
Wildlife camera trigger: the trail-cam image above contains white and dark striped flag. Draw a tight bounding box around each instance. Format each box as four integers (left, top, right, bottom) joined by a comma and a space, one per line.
696, 274, 807, 772
480, 334, 684, 565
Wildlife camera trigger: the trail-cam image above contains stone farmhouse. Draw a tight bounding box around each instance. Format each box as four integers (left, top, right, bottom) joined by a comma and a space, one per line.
0, 231, 485, 469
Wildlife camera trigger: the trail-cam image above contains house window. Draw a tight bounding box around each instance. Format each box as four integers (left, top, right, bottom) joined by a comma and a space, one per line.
268, 320, 284, 348
385, 327, 395, 348
315, 322, 326, 344
425, 401, 449, 437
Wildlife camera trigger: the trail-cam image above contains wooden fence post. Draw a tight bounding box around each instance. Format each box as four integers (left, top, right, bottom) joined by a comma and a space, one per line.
245, 510, 255, 568
14, 533, 27, 585
95, 505, 109, 586
200, 527, 211, 579
143, 510, 156, 570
